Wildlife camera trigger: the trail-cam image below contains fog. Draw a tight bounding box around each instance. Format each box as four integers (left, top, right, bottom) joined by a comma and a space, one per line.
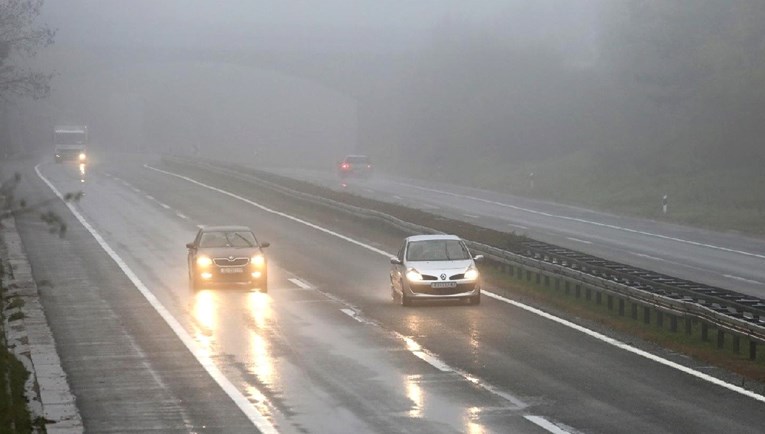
6, 1, 765, 197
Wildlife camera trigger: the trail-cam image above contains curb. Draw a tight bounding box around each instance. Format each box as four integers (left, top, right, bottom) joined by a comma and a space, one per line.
1, 216, 83, 433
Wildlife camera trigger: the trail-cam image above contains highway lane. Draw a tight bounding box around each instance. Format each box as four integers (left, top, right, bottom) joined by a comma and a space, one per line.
261, 167, 765, 298
14, 155, 765, 433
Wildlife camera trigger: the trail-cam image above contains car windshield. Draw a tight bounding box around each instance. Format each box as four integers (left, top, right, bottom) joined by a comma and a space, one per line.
406, 240, 471, 261
346, 156, 370, 164
199, 231, 256, 248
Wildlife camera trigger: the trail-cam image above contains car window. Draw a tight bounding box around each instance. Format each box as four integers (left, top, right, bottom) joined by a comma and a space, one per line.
199, 231, 256, 248
346, 156, 370, 164
406, 240, 471, 261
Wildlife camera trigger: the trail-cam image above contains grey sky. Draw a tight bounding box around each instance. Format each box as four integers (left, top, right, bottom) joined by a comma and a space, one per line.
41, 1, 598, 52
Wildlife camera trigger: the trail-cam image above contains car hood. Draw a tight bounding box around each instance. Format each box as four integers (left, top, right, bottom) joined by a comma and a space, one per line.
406, 259, 473, 273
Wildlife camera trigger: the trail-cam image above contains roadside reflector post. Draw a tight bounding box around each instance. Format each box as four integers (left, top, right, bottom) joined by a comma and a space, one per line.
662, 194, 668, 215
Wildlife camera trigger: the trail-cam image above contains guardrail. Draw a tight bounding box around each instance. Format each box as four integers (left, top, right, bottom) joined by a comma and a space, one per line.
163, 156, 765, 360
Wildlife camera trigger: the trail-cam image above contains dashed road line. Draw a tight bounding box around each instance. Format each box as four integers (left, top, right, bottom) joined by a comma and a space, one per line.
566, 237, 592, 245
508, 223, 528, 230
524, 416, 571, 434
159, 203, 171, 210
176, 212, 188, 220
463, 213, 480, 219
35, 164, 279, 434
147, 164, 765, 405
401, 183, 765, 260
145, 195, 155, 201
287, 278, 313, 290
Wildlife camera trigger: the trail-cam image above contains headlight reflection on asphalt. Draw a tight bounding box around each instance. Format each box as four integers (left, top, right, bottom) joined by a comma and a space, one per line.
405, 375, 424, 418
247, 293, 277, 388
465, 407, 486, 434
192, 290, 217, 355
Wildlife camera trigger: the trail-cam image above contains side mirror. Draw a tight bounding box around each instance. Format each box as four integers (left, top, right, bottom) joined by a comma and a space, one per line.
186, 242, 195, 249
390, 257, 402, 265
473, 254, 484, 262
260, 241, 270, 248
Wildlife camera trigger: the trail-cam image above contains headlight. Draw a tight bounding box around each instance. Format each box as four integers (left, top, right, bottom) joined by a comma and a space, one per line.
406, 268, 422, 282
464, 267, 479, 281
251, 254, 265, 267
78, 153, 87, 161
196, 256, 213, 267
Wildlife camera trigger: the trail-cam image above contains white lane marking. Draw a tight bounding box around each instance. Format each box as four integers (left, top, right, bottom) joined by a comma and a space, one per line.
176, 212, 188, 220
35, 164, 279, 433
482, 291, 765, 404
288, 278, 312, 290
131, 187, 141, 193
392, 195, 402, 200
196, 224, 205, 229
149, 165, 765, 404
145, 165, 392, 258
723, 275, 763, 285
463, 213, 480, 219
402, 184, 765, 260
400, 336, 452, 373
121, 180, 131, 186
420, 204, 440, 210
631, 252, 663, 261
508, 223, 528, 230
145, 195, 155, 201
340, 308, 363, 323
630, 252, 709, 273
159, 203, 171, 210
566, 237, 592, 245
524, 415, 571, 434
363, 188, 375, 193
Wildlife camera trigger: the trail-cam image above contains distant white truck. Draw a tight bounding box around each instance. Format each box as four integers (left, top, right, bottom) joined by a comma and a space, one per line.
54, 125, 88, 163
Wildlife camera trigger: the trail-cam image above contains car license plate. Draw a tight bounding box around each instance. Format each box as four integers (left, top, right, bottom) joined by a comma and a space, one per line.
220, 267, 243, 274
431, 282, 457, 288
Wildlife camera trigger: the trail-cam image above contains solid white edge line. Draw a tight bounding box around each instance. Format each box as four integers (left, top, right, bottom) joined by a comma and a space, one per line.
524, 415, 571, 434
287, 278, 312, 290
34, 164, 279, 434
148, 164, 765, 404
723, 275, 763, 285
403, 183, 765, 260
482, 291, 765, 403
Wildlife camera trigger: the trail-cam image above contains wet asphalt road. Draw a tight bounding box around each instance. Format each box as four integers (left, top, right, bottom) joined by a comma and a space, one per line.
8, 154, 765, 433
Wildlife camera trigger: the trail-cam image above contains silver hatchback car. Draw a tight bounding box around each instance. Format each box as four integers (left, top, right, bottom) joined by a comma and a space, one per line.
390, 234, 483, 306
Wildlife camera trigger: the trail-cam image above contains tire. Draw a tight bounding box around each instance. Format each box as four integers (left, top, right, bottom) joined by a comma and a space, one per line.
400, 281, 412, 307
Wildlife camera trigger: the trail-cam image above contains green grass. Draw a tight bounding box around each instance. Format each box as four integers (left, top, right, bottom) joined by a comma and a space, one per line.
0, 326, 33, 434
399, 149, 765, 235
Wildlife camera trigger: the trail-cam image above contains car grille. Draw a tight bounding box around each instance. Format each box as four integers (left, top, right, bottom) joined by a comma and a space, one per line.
213, 257, 249, 266
420, 273, 464, 281
412, 283, 477, 296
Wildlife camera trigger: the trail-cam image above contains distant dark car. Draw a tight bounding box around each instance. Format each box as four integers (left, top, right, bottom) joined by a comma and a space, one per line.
337, 154, 373, 178
186, 225, 270, 292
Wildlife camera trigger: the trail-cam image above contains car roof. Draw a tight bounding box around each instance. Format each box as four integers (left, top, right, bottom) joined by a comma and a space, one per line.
406, 234, 461, 242
199, 225, 253, 232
